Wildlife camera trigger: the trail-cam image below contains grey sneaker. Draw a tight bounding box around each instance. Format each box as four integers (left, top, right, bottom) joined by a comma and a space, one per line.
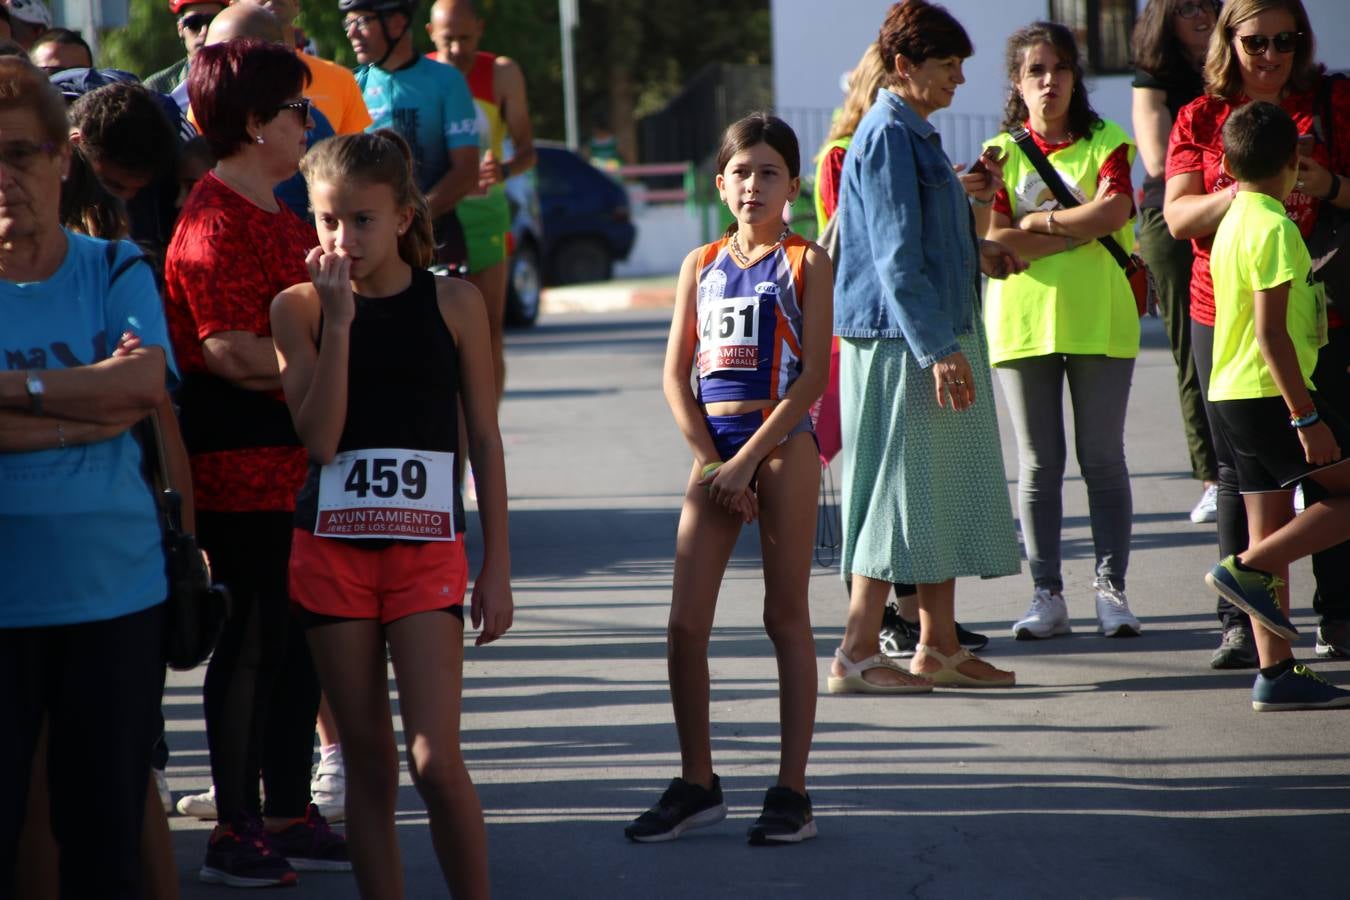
1211, 622, 1259, 669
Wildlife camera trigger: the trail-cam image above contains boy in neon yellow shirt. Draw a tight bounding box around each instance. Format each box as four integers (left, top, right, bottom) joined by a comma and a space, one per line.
1203, 101, 1350, 711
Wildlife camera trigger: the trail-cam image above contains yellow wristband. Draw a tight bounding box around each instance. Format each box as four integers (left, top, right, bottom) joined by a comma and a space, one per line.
701, 461, 723, 479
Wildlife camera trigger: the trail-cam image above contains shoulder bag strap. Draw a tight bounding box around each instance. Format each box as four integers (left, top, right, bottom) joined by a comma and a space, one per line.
1008, 126, 1134, 272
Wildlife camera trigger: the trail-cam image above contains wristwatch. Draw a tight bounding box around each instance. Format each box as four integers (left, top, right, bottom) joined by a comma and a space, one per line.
24, 370, 45, 416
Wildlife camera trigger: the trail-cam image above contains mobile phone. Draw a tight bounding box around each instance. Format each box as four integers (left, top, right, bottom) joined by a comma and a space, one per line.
970, 146, 1005, 176
1298, 133, 1315, 157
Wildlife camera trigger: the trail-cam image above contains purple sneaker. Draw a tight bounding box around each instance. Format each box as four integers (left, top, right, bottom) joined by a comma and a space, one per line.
268, 803, 352, 872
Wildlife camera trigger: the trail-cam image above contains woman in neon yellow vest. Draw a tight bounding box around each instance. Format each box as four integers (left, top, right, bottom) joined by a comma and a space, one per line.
978, 22, 1143, 642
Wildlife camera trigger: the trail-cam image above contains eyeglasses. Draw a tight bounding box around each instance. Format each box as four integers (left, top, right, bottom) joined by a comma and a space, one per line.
343, 13, 379, 33
0, 140, 58, 172
1175, 1, 1218, 20
1236, 31, 1302, 55
274, 98, 312, 123
179, 12, 216, 32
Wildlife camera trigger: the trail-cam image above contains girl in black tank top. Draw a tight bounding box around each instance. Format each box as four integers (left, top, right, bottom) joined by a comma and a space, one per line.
271, 130, 511, 898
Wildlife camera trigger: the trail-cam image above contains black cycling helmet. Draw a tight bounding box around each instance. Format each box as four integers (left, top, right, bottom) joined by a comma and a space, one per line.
339, 0, 415, 68
338, 0, 413, 13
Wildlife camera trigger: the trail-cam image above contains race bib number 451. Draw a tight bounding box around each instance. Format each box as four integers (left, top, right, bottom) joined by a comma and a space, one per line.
316, 448, 456, 540
696, 295, 761, 376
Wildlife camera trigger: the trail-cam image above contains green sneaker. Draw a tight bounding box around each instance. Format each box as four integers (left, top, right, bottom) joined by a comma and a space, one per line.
1205, 556, 1298, 642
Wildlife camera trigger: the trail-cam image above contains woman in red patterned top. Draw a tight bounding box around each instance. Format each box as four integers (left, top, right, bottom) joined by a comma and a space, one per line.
163, 39, 349, 887
1165, 0, 1350, 669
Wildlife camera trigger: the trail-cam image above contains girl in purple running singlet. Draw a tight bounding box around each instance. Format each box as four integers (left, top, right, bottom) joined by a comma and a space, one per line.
625, 114, 832, 846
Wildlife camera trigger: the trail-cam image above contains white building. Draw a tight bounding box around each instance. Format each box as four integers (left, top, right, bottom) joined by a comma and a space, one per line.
772, 0, 1350, 171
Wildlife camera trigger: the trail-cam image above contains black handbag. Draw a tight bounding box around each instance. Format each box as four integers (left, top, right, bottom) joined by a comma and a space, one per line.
1009, 126, 1158, 318
137, 413, 230, 671
1309, 73, 1350, 310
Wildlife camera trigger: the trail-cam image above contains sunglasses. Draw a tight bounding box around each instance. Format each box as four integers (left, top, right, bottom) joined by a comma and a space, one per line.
1175, 1, 1218, 20
0, 140, 58, 172
179, 12, 216, 32
275, 98, 312, 123
343, 13, 379, 32
1236, 31, 1302, 55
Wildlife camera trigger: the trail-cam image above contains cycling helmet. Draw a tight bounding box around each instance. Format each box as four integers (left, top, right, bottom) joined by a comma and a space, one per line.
8, 0, 53, 29
337, 0, 413, 13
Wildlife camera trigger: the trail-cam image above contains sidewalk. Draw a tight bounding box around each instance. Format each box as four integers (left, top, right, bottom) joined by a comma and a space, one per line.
540, 275, 677, 315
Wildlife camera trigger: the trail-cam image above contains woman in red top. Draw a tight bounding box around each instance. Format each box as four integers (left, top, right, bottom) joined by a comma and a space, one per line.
1165, 0, 1350, 670
163, 39, 348, 887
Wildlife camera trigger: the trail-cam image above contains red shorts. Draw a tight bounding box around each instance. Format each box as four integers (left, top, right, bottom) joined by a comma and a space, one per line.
289, 530, 468, 625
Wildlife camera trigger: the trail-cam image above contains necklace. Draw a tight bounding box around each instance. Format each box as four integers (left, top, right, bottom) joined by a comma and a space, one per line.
730, 226, 791, 266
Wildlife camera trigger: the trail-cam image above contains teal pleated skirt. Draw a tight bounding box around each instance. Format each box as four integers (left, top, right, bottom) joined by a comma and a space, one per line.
839, 321, 1020, 584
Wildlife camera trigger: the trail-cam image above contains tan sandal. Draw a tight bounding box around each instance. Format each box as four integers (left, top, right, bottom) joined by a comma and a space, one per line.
827, 648, 934, 695
911, 644, 1015, 688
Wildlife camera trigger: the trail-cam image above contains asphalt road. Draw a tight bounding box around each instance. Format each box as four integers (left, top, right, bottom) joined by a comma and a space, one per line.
167, 310, 1350, 900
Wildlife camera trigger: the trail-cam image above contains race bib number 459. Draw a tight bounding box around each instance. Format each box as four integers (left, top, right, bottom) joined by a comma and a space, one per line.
316, 448, 456, 540
696, 295, 761, 376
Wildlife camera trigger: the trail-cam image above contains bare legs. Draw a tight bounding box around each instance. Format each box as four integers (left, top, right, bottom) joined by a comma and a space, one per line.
467, 260, 509, 403
306, 611, 488, 900
1238, 463, 1350, 667
667, 433, 819, 791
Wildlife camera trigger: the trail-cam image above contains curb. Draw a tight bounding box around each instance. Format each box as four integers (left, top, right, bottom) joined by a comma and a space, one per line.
540, 280, 676, 316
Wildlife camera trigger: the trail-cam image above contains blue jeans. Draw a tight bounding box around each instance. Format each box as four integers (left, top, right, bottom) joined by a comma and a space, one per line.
996, 354, 1135, 592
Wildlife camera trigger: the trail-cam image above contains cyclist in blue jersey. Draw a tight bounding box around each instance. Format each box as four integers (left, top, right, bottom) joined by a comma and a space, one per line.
341, 0, 478, 270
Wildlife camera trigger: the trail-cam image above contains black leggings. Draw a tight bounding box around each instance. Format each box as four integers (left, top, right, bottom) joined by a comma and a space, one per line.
0, 603, 166, 900
199, 511, 321, 823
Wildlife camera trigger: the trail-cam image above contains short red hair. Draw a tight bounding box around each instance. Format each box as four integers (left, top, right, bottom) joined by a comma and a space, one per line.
188, 38, 310, 160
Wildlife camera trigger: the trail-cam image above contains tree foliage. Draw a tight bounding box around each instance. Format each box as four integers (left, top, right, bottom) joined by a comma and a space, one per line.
96, 0, 769, 156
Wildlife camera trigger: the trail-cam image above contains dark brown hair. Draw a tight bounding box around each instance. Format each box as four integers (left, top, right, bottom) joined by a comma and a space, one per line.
60, 146, 129, 239
1222, 99, 1298, 180
1204, 0, 1321, 100
715, 112, 801, 179
1132, 0, 1219, 80
188, 38, 310, 160
70, 83, 178, 179
0, 55, 69, 146
876, 0, 973, 87
1001, 21, 1102, 138
300, 129, 435, 268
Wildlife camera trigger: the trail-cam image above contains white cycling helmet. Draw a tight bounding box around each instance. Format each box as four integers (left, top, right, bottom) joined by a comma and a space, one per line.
7, 0, 54, 29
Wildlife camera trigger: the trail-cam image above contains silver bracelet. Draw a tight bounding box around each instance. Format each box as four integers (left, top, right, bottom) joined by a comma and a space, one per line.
56, 422, 67, 449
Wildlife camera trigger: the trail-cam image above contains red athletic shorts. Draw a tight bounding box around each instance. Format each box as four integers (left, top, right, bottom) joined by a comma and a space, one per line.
289, 529, 468, 625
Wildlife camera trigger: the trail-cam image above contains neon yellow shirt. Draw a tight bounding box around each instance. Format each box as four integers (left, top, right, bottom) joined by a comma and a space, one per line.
1209, 190, 1327, 400
982, 120, 1140, 364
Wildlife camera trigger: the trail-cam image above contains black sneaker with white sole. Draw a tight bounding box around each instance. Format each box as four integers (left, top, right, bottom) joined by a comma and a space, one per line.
747, 785, 816, 845
625, 775, 727, 843
1315, 620, 1350, 659
881, 604, 990, 658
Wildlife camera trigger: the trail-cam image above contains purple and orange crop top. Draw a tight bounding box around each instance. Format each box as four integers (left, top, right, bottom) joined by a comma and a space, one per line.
694, 232, 809, 404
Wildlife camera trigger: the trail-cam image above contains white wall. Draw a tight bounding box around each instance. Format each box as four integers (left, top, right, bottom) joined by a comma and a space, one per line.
773, 0, 1350, 169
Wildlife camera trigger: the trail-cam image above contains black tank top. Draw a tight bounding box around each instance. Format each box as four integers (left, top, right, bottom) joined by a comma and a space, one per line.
294, 267, 464, 539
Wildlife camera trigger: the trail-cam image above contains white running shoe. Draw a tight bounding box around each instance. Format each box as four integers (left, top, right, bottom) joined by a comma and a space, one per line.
1189, 484, 1218, 524
1093, 578, 1141, 637
154, 768, 172, 814
1012, 588, 1071, 639
176, 785, 217, 820
311, 750, 346, 823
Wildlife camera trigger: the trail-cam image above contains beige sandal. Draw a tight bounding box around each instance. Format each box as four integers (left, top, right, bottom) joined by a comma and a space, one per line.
911, 644, 1015, 688
827, 648, 934, 695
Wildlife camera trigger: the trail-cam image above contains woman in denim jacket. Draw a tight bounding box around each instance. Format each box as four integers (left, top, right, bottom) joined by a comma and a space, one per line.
828, 0, 1024, 694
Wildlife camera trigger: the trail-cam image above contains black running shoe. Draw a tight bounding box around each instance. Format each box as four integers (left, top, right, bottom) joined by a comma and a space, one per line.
747, 785, 817, 846
882, 605, 990, 657
879, 602, 918, 658
624, 776, 727, 843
